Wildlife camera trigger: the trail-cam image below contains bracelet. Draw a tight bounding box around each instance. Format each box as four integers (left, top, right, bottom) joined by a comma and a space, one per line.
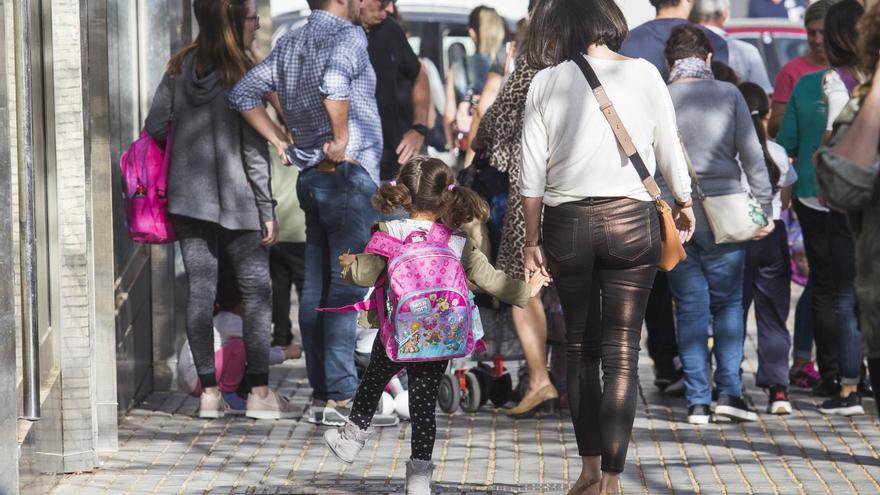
524, 239, 542, 247
411, 124, 429, 136
674, 199, 693, 208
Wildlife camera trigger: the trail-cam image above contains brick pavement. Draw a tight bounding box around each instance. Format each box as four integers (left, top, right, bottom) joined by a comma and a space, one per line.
53, 328, 880, 494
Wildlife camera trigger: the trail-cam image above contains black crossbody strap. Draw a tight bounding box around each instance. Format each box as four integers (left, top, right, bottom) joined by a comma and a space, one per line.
570, 54, 663, 200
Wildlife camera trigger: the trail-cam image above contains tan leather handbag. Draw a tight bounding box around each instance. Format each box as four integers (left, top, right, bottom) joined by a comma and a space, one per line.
571, 55, 687, 272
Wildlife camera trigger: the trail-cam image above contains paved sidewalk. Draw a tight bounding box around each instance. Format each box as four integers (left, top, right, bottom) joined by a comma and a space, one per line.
54, 330, 880, 494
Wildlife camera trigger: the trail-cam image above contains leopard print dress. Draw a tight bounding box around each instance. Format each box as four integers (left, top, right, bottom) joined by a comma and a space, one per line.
474, 58, 539, 279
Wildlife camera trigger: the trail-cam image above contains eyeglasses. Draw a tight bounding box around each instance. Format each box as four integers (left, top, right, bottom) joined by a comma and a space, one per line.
245, 15, 260, 24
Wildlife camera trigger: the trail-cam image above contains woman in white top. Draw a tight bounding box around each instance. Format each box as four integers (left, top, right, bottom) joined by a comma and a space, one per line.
519, 0, 694, 492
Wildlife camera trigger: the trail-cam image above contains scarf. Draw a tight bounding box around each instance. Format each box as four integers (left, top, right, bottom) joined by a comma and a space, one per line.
668, 57, 715, 84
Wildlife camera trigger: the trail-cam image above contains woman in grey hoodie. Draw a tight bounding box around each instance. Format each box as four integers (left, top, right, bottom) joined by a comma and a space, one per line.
145, 0, 295, 420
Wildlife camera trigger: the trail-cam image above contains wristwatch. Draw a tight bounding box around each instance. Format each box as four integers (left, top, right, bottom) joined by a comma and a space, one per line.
411, 124, 429, 137
524, 238, 542, 247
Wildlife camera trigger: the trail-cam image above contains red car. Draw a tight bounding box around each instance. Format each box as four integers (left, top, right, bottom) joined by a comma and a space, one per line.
725, 18, 809, 84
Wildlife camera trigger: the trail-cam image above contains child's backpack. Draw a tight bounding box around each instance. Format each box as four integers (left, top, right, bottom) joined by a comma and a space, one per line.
359, 223, 483, 362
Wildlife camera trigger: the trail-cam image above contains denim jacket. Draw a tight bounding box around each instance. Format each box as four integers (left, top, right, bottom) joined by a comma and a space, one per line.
815, 88, 880, 359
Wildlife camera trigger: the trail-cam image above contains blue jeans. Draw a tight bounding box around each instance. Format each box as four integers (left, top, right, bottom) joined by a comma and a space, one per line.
668, 232, 746, 407
296, 163, 378, 401
828, 211, 862, 385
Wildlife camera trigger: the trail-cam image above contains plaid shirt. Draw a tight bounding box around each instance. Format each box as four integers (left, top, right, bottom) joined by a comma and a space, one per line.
229, 10, 382, 185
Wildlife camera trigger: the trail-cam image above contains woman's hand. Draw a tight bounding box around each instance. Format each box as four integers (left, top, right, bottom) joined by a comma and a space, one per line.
524, 245, 551, 279
338, 253, 356, 269
751, 220, 775, 241
261, 220, 278, 246
673, 205, 696, 243
525, 270, 550, 298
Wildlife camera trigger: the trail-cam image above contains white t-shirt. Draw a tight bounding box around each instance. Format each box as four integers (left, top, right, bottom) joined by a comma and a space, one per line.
767, 141, 798, 220
520, 54, 692, 207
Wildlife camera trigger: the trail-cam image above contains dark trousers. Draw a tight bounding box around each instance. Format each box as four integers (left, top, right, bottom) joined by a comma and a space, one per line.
544, 197, 660, 474
742, 220, 792, 388
793, 201, 838, 381
645, 272, 679, 379
269, 242, 305, 347
828, 211, 862, 384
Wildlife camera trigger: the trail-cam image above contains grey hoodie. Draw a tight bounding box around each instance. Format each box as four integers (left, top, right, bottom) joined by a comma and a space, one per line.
145, 53, 274, 231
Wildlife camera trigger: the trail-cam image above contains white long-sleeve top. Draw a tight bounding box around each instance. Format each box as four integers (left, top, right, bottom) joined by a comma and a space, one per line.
520, 55, 692, 207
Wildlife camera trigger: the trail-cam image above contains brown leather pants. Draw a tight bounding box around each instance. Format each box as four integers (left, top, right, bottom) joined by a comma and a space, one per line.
543, 197, 660, 473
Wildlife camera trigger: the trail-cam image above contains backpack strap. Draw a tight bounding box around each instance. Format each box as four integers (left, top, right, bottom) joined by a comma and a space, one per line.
365, 231, 403, 259
427, 222, 452, 245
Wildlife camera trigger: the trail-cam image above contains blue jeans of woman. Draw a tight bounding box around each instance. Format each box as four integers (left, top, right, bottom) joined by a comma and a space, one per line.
668, 231, 746, 407
828, 211, 862, 385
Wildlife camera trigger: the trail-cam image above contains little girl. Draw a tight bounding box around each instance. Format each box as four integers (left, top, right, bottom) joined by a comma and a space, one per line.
323, 156, 547, 494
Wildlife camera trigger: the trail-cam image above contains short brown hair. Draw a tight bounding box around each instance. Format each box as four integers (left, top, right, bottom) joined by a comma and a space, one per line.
665, 24, 713, 68
372, 156, 488, 230
525, 0, 628, 69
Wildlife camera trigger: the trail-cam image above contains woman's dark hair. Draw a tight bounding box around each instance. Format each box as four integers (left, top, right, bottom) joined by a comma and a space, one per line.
372, 156, 489, 229
824, 0, 864, 70
168, 0, 254, 87
858, 0, 880, 76
738, 82, 781, 192
524, 0, 628, 69
711, 61, 739, 84
665, 24, 713, 68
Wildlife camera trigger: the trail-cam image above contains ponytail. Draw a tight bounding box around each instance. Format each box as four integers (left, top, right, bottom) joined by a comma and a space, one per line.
371, 181, 412, 213
752, 113, 782, 192
440, 185, 489, 230
738, 82, 781, 192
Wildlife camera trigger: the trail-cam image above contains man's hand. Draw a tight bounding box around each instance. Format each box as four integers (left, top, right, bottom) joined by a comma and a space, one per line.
396, 129, 425, 164
261, 220, 279, 246
323, 137, 348, 163
673, 205, 696, 244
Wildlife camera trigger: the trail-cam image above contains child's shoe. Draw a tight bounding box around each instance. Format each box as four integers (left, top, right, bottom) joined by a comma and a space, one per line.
324, 420, 374, 464
245, 389, 300, 420
405, 458, 434, 495
198, 391, 228, 419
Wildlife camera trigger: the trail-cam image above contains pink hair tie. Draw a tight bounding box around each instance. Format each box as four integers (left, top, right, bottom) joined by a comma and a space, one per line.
389, 180, 397, 187
447, 184, 456, 192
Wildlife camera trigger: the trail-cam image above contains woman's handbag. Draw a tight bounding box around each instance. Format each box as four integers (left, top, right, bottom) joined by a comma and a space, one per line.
679, 138, 769, 243
571, 55, 686, 271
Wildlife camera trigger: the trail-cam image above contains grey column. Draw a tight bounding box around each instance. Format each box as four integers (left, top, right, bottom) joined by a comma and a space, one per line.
0, 0, 21, 491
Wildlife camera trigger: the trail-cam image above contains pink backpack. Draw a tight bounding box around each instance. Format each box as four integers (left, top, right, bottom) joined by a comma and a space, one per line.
120, 80, 176, 244
120, 130, 175, 244
326, 223, 483, 362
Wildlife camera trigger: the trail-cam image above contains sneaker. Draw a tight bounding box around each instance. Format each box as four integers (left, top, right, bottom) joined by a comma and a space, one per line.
405, 458, 435, 495
818, 393, 865, 416
656, 368, 686, 397
789, 361, 820, 389
322, 400, 352, 426
371, 413, 400, 427
305, 400, 326, 424
812, 377, 841, 397
245, 389, 300, 420
199, 391, 228, 419
766, 386, 792, 415
858, 379, 874, 398
688, 404, 711, 425
324, 420, 375, 464
715, 395, 758, 422
222, 392, 247, 415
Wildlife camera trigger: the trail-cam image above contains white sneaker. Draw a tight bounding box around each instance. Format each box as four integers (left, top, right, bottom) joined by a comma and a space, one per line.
406, 459, 434, 495
324, 420, 375, 464
245, 389, 300, 420
199, 391, 228, 419
687, 404, 710, 425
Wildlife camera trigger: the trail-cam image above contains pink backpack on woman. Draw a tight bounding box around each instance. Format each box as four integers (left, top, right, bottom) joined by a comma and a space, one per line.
120, 81, 175, 244
324, 223, 483, 362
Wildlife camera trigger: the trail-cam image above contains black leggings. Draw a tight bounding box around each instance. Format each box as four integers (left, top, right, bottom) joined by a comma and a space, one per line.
348, 338, 447, 461
543, 198, 660, 474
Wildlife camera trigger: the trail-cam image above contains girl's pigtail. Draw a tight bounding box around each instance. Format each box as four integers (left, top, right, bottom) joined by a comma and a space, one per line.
371, 181, 413, 213
440, 184, 489, 229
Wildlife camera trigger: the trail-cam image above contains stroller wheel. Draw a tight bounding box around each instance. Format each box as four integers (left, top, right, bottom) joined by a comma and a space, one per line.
460, 371, 483, 413
470, 364, 492, 407
438, 374, 460, 414
490, 372, 514, 407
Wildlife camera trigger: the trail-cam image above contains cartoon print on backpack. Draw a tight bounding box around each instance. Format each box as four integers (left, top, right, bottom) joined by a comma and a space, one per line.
401, 332, 421, 354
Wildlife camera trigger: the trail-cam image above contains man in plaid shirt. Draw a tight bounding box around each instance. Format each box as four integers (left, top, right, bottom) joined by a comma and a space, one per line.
230, 0, 380, 426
